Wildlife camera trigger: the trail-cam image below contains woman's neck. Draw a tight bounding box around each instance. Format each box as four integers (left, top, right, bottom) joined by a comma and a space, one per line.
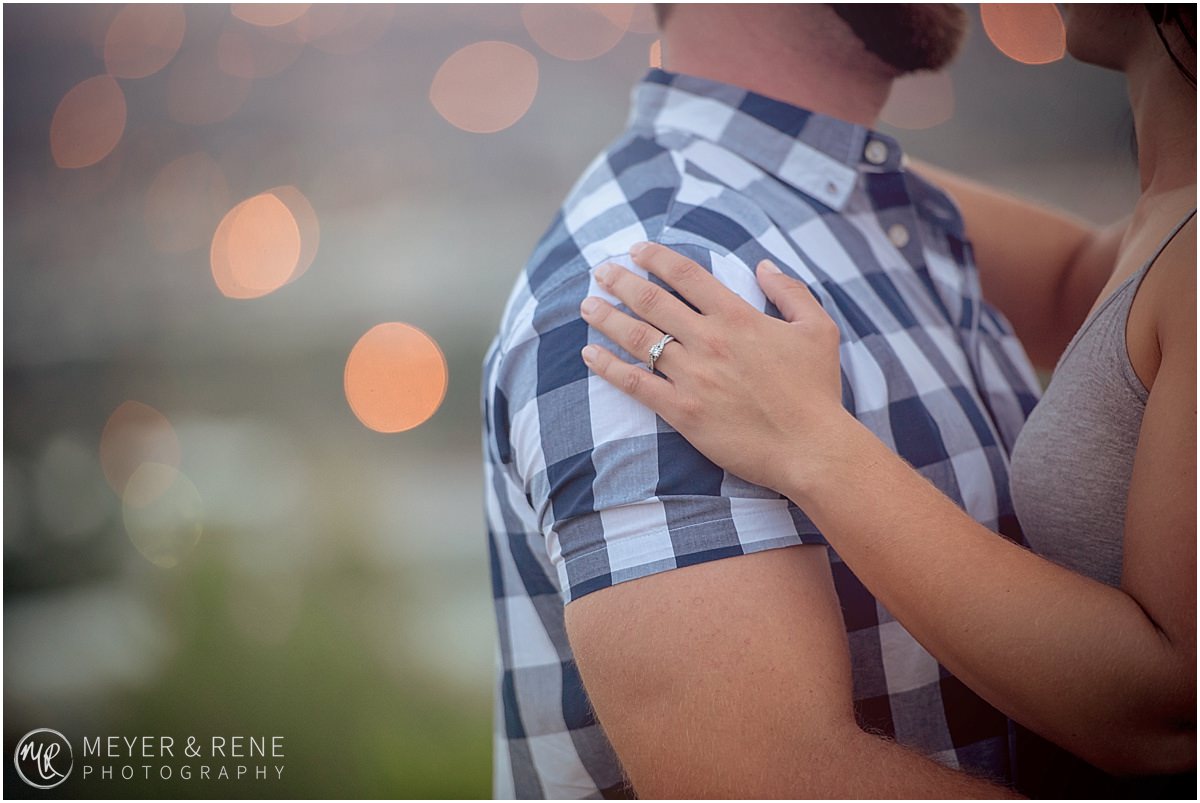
1126, 40, 1197, 198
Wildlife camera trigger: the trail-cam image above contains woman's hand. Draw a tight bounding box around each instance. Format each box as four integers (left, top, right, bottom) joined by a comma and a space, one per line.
580, 242, 853, 495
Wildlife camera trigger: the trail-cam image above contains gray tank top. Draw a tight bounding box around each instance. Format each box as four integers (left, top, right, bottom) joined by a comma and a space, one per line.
1009, 210, 1195, 587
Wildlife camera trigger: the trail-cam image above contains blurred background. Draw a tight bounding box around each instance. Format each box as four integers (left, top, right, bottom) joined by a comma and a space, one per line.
4, 3, 1138, 798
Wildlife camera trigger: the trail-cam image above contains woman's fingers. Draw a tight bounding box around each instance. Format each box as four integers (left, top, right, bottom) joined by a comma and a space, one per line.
581, 296, 684, 376
594, 261, 700, 339
756, 260, 829, 326
581, 343, 677, 414
629, 242, 756, 317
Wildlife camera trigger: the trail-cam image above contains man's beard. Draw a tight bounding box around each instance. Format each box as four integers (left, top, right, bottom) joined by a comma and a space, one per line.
829, 4, 968, 73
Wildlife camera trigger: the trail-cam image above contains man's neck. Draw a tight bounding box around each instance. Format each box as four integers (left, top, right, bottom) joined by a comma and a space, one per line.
661, 5, 897, 128
1125, 35, 1197, 197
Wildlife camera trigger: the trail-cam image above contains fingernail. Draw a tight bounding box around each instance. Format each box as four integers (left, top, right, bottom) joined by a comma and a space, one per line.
595, 263, 615, 285
759, 259, 781, 274
629, 241, 650, 257
581, 345, 599, 363
580, 297, 600, 315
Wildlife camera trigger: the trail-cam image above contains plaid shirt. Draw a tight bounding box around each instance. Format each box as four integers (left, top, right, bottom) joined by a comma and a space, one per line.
483, 69, 1041, 799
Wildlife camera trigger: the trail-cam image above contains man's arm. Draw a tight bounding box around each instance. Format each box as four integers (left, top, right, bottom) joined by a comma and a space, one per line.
910, 160, 1127, 370
565, 546, 1020, 798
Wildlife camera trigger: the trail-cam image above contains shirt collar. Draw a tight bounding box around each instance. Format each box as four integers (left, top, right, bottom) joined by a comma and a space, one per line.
628, 69, 905, 212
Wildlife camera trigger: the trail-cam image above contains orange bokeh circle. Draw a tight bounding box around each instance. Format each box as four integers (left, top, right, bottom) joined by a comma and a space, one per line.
50, 75, 127, 169
103, 3, 186, 79
429, 41, 539, 134
209, 188, 318, 299
225, 193, 301, 291
980, 4, 1066, 65
344, 323, 448, 433
267, 185, 320, 283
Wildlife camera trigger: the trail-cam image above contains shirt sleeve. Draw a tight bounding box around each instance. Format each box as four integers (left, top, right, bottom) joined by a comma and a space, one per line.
496, 241, 827, 604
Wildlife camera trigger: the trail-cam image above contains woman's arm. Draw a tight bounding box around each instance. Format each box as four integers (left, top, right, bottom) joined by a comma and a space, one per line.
580, 242, 1195, 775
909, 160, 1128, 369
793, 400, 1194, 775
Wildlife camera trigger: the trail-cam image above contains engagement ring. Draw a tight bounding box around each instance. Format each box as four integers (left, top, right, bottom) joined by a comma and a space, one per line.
647, 333, 675, 373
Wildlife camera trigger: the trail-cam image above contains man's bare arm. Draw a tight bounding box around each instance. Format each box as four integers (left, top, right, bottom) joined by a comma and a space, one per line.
565, 546, 1020, 798
910, 160, 1126, 370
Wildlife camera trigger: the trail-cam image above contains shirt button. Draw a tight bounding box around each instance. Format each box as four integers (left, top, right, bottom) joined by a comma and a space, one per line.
888, 223, 910, 248
864, 140, 889, 165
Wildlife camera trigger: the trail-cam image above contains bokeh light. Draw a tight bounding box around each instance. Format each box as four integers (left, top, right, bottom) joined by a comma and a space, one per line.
344, 323, 448, 433
880, 70, 955, 130
144, 151, 231, 253
225, 192, 300, 292
217, 18, 304, 79
430, 41, 539, 134
49, 75, 127, 169
103, 3, 186, 79
99, 401, 182, 507
980, 4, 1066, 65
521, 4, 633, 61
210, 192, 302, 299
230, 3, 311, 28
649, 39, 662, 69
166, 43, 253, 125
266, 185, 320, 283
122, 462, 202, 568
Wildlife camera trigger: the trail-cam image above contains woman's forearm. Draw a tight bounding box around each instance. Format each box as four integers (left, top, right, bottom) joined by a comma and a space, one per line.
788, 412, 1194, 775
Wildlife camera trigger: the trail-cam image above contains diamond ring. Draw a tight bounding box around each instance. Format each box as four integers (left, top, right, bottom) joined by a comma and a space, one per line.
647, 333, 675, 373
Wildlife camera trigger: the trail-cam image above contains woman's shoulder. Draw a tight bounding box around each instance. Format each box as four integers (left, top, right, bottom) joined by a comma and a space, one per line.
1130, 214, 1195, 390
1147, 214, 1195, 338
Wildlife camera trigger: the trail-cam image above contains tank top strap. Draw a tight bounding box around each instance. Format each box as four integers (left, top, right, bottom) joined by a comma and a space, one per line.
1116, 207, 1196, 397
1052, 208, 1196, 375
1136, 208, 1196, 281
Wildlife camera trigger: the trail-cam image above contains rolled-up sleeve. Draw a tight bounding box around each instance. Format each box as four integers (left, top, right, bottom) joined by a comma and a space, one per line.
496, 243, 827, 605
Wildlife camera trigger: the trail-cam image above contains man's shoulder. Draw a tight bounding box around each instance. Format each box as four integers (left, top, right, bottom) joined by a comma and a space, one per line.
510, 131, 782, 318
522, 131, 686, 297
485, 135, 781, 441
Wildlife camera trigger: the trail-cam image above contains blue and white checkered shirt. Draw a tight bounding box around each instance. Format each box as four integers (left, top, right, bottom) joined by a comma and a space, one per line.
483, 69, 1041, 799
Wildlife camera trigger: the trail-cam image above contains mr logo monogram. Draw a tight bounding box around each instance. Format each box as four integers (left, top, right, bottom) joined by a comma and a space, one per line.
14, 728, 73, 789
